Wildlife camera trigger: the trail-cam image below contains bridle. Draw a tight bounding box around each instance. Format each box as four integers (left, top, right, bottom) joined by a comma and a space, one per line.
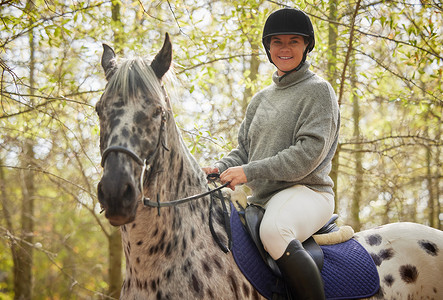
100, 108, 232, 252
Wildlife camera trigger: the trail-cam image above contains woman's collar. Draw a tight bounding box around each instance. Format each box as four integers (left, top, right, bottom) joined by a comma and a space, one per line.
272, 61, 311, 87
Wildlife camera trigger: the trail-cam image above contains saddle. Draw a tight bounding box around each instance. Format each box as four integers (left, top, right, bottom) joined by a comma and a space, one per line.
242, 204, 339, 277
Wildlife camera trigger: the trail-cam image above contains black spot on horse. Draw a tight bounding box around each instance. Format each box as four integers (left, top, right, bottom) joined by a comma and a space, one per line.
242, 282, 251, 298
134, 111, 147, 124
110, 135, 119, 145
370, 252, 382, 266
164, 267, 174, 280
136, 257, 140, 264
383, 274, 395, 287
207, 288, 214, 298
160, 230, 167, 242
191, 274, 203, 296
150, 279, 157, 292
113, 99, 124, 108
191, 227, 196, 241
418, 240, 438, 256
136, 278, 143, 289
177, 159, 184, 179
399, 264, 418, 283
149, 245, 158, 255
121, 127, 129, 138
379, 248, 394, 261
165, 242, 172, 257
130, 135, 140, 147
126, 242, 131, 255
156, 291, 162, 300
182, 258, 191, 273
252, 289, 261, 300
366, 234, 382, 246
159, 241, 165, 252
110, 118, 121, 129
229, 271, 239, 299
202, 261, 212, 277
182, 236, 187, 251
136, 240, 143, 246
213, 255, 222, 270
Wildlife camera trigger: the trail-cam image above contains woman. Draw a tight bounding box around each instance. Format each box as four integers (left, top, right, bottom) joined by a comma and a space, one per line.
204, 7, 339, 300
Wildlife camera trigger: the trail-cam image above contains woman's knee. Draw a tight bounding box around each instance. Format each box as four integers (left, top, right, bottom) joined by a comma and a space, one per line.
260, 216, 293, 248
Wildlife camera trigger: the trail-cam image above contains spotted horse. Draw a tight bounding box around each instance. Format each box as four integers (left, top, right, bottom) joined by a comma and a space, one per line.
95, 33, 443, 299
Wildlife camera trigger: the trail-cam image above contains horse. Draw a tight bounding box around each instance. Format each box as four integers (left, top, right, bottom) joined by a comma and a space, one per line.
95, 33, 443, 299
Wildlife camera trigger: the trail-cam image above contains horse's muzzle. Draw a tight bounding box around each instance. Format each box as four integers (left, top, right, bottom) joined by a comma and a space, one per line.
97, 164, 139, 226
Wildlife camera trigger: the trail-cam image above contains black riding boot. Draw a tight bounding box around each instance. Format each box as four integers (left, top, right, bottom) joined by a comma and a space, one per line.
276, 239, 326, 300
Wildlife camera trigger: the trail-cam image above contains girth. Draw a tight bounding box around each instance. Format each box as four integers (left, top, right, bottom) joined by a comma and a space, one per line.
242, 204, 338, 277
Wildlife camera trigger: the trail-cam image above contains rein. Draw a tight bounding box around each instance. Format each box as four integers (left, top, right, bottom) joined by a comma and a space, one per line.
100, 110, 232, 252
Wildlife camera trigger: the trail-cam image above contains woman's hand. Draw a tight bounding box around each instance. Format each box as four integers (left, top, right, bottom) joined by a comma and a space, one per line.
202, 166, 219, 175
220, 166, 247, 191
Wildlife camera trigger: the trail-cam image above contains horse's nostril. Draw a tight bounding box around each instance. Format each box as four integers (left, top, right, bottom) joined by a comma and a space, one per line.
122, 183, 134, 199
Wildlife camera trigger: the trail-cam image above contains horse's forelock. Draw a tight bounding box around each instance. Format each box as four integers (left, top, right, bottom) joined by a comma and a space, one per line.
103, 57, 166, 105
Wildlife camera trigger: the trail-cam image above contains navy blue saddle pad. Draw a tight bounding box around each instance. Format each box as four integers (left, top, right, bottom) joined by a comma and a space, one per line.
230, 204, 380, 300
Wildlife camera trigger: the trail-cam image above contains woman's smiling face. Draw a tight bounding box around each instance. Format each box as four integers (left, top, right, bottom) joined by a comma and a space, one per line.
269, 34, 307, 76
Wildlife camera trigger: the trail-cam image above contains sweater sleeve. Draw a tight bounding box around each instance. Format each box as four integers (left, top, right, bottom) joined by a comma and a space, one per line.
243, 82, 339, 182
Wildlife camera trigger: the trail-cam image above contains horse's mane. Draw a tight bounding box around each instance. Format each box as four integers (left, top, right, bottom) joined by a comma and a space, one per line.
103, 57, 167, 104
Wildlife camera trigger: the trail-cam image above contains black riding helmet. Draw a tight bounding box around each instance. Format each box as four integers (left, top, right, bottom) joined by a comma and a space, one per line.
262, 8, 315, 73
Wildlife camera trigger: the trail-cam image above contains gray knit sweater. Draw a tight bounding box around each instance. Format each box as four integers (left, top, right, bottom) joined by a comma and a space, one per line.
215, 62, 340, 206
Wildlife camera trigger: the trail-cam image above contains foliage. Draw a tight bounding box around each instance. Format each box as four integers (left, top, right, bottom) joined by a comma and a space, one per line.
0, 0, 441, 298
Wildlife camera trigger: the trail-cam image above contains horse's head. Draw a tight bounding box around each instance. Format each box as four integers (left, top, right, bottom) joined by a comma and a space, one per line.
96, 34, 172, 226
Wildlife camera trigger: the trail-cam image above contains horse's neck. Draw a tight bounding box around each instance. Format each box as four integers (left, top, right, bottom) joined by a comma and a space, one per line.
121, 122, 212, 269
156, 122, 207, 200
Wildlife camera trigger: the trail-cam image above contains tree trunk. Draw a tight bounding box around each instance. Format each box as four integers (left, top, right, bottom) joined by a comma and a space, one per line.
243, 42, 260, 115
435, 124, 441, 230
14, 2, 36, 297
15, 142, 35, 300
350, 57, 362, 231
425, 134, 435, 228
1, 160, 17, 298
327, 0, 340, 211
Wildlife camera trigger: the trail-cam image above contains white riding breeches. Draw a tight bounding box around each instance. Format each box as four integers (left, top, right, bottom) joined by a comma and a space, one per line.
259, 185, 335, 260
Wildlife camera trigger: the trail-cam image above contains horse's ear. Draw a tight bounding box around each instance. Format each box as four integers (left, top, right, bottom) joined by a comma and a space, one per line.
151, 33, 172, 79
101, 44, 116, 80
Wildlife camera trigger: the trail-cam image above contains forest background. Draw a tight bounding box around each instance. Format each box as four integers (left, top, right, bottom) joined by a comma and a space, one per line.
0, 0, 441, 299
